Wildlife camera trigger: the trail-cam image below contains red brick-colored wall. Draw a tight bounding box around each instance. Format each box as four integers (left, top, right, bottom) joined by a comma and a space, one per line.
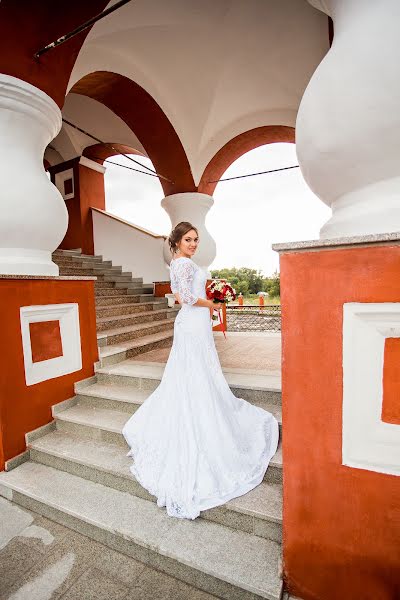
49, 159, 106, 255
280, 244, 400, 600
0, 1, 109, 107
0, 279, 98, 471
78, 163, 106, 255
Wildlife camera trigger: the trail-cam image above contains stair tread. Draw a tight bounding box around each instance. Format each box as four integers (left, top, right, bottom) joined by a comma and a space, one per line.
97, 307, 178, 325
0, 462, 282, 599
97, 317, 175, 338
55, 403, 129, 431
96, 293, 153, 301
97, 300, 166, 311
54, 403, 282, 469
28, 430, 282, 522
98, 330, 174, 358
79, 382, 282, 423
97, 359, 281, 391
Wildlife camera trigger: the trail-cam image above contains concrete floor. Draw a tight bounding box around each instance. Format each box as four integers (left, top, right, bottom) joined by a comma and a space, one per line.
0, 497, 220, 600
132, 331, 281, 375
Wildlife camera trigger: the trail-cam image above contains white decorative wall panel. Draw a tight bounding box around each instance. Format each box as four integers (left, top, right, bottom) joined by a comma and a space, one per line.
343, 303, 400, 476
20, 303, 82, 386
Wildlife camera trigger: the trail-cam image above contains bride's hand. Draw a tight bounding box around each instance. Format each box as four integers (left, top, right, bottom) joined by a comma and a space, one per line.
211, 301, 224, 310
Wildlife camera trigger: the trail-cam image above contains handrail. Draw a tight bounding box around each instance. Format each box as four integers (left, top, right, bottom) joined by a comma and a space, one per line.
91, 208, 167, 240
227, 304, 281, 309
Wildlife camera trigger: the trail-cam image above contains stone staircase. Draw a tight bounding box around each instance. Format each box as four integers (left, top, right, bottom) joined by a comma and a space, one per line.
54, 249, 179, 364
0, 250, 284, 600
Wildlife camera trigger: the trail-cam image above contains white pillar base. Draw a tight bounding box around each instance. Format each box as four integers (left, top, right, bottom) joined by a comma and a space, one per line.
320, 176, 400, 239
0, 249, 59, 276
161, 193, 216, 276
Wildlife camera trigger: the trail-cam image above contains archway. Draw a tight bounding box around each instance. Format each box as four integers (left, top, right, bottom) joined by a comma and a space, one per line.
71, 71, 195, 196
198, 126, 295, 196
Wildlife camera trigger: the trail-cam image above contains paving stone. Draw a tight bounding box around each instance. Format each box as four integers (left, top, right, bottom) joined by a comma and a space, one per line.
60, 566, 129, 600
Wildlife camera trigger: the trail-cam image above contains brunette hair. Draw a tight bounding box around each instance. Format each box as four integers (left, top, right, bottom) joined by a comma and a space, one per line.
168, 222, 199, 255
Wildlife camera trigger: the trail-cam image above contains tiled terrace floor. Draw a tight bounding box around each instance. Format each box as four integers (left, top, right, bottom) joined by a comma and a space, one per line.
132, 331, 281, 376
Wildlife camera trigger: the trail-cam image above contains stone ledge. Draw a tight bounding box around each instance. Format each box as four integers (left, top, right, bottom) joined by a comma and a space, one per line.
0, 275, 97, 280
272, 231, 400, 253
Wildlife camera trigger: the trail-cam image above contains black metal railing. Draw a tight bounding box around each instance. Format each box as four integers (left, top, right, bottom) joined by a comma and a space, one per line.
226, 304, 281, 332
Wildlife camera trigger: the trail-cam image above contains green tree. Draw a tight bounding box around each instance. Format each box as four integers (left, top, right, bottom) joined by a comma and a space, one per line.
266, 272, 280, 298
210, 267, 280, 299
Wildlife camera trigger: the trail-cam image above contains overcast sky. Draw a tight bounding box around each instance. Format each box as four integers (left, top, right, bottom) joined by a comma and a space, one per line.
104, 143, 331, 276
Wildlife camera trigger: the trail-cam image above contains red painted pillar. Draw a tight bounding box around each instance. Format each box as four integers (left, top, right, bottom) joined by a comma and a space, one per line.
49, 157, 106, 255
275, 236, 400, 600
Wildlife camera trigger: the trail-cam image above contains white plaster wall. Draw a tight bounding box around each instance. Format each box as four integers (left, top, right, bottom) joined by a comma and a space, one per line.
92, 209, 169, 282
50, 94, 147, 163
62, 94, 146, 155
69, 0, 328, 182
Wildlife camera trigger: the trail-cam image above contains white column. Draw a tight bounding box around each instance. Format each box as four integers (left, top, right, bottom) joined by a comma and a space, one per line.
297, 0, 400, 238
161, 193, 216, 275
0, 75, 68, 275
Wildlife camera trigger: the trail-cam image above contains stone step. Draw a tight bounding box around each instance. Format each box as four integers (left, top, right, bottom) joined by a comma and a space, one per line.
95, 281, 118, 289
97, 274, 142, 285
80, 380, 281, 422
96, 300, 167, 318
53, 250, 103, 261
53, 256, 111, 267
59, 267, 125, 277
81, 262, 122, 272
76, 380, 282, 428
95, 294, 143, 306
28, 429, 282, 543
52, 402, 282, 484
114, 281, 153, 292
96, 307, 180, 331
95, 288, 154, 298
97, 318, 175, 347
95, 288, 130, 297
98, 330, 174, 366
0, 462, 283, 600
79, 253, 104, 260
96, 360, 282, 407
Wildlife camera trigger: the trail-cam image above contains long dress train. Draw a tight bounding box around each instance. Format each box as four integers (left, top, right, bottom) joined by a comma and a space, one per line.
122, 256, 279, 520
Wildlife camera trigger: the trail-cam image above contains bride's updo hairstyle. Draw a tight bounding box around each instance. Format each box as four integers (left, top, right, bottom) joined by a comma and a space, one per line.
168, 222, 199, 255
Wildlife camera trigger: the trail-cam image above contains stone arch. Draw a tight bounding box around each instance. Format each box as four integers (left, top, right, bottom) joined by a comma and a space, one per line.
198, 125, 295, 196
71, 71, 195, 196
83, 143, 143, 163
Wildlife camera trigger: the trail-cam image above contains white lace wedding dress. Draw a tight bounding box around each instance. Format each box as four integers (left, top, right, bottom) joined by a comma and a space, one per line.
122, 256, 279, 520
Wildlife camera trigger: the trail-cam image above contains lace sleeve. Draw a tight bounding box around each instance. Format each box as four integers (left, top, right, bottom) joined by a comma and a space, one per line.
170, 268, 178, 294
173, 259, 198, 305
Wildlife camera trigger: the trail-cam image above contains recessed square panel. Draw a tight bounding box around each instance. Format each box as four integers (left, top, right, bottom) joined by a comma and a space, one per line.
55, 168, 74, 200
20, 304, 82, 386
29, 320, 63, 363
63, 178, 73, 196
343, 303, 400, 476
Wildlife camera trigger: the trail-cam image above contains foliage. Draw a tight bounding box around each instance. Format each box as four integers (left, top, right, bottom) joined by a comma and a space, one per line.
210, 267, 280, 298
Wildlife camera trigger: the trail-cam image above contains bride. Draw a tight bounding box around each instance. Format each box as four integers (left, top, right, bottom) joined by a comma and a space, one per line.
122, 221, 279, 520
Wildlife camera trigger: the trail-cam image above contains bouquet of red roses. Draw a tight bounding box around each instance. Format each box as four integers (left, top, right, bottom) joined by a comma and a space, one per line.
206, 279, 236, 336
